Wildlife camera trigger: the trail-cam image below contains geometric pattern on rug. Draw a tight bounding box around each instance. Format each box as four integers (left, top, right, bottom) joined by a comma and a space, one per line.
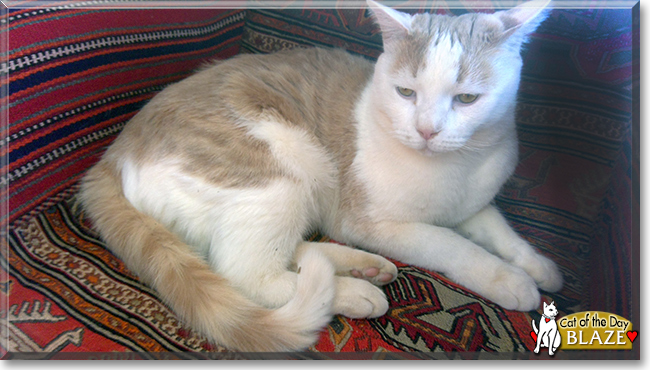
2, 194, 538, 354
372, 268, 529, 352
2, 2, 636, 359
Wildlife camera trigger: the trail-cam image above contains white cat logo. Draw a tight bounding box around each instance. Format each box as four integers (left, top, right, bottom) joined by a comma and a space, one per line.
531, 301, 562, 355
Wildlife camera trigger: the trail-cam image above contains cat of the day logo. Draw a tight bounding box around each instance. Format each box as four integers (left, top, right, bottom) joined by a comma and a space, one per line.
530, 302, 638, 355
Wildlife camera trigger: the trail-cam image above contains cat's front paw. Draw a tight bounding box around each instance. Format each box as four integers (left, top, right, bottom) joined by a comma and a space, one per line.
481, 264, 540, 311
333, 277, 389, 318
513, 252, 563, 293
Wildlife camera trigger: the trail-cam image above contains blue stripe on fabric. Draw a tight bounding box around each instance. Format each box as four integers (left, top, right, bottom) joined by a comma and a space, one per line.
9, 27, 242, 93
10, 100, 144, 164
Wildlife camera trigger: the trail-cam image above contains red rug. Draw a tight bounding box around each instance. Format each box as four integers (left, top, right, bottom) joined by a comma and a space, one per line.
1, 189, 541, 358
1, 1, 636, 360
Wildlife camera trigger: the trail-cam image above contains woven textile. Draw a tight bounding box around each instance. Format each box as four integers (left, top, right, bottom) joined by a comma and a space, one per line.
2, 194, 537, 356
2, 2, 638, 359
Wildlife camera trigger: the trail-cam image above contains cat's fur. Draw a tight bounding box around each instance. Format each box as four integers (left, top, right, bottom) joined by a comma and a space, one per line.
532, 301, 561, 355
79, 0, 562, 351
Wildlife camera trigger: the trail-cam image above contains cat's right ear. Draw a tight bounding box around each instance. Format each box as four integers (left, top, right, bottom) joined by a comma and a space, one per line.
367, 0, 412, 44
497, 0, 552, 47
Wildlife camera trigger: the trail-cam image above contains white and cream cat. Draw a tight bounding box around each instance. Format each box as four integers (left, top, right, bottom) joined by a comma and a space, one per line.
80, 0, 562, 351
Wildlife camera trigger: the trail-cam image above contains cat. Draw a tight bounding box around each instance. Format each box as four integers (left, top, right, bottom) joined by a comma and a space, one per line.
532, 301, 562, 355
79, 0, 563, 352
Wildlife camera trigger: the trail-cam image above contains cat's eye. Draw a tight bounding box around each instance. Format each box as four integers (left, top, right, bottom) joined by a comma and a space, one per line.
456, 94, 479, 104
397, 87, 415, 98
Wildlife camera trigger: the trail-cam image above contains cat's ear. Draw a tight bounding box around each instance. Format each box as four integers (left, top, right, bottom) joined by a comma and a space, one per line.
367, 0, 413, 44
543, 301, 548, 308
496, 0, 552, 47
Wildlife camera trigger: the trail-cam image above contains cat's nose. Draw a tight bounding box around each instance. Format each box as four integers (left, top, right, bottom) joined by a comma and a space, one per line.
417, 128, 438, 141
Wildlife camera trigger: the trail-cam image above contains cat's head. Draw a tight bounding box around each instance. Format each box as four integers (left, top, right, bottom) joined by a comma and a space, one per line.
543, 301, 558, 317
367, 0, 551, 155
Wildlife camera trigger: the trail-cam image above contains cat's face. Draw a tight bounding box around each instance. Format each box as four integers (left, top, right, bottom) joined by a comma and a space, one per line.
543, 301, 558, 317
368, 0, 549, 155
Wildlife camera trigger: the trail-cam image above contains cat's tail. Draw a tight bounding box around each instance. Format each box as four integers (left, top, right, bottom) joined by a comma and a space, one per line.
78, 160, 335, 352
532, 319, 538, 334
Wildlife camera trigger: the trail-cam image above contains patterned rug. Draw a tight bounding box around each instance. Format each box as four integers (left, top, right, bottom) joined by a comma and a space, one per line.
1, 1, 637, 360
2, 190, 543, 357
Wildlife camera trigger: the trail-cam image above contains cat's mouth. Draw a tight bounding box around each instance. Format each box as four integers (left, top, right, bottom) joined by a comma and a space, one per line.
393, 130, 469, 155
409, 140, 467, 156
422, 138, 469, 155
416, 143, 465, 157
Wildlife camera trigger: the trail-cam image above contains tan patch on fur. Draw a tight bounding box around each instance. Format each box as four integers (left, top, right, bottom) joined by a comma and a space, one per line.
106, 48, 372, 190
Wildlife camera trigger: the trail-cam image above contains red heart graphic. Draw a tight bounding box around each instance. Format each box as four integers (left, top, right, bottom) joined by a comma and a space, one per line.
530, 331, 538, 343
626, 331, 638, 343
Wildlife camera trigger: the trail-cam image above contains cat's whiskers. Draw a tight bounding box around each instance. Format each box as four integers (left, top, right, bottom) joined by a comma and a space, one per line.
391, 128, 423, 147
463, 136, 509, 151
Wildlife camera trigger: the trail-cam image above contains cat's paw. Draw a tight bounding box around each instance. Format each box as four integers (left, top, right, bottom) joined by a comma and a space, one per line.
480, 264, 540, 311
348, 253, 398, 286
513, 252, 563, 293
332, 277, 389, 318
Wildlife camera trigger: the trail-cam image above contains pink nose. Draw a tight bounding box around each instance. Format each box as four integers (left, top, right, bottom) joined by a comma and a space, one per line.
417, 128, 438, 141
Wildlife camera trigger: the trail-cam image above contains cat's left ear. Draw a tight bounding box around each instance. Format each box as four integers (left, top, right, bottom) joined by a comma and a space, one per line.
497, 0, 552, 47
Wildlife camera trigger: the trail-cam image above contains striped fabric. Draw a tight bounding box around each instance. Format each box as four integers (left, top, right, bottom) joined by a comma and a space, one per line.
1, 1, 639, 358
2, 6, 247, 225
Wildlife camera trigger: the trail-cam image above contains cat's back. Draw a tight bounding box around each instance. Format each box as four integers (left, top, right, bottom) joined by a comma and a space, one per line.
174, 47, 373, 121
202, 47, 374, 131
106, 47, 372, 186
